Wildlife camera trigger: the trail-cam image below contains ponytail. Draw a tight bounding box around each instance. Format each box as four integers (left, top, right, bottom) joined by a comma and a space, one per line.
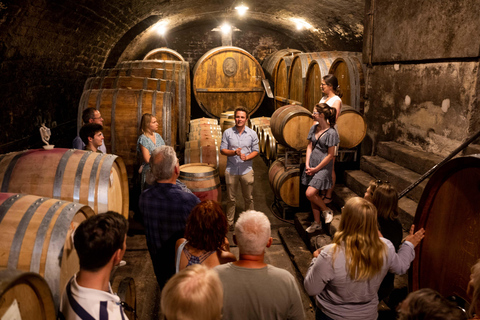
315, 103, 337, 127
323, 74, 343, 98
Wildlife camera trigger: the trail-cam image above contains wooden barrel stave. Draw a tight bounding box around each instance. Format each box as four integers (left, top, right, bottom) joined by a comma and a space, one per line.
144, 48, 185, 61
337, 105, 367, 149
304, 58, 337, 112
0, 269, 56, 319
0, 149, 129, 218
270, 105, 314, 150
178, 164, 221, 202
0, 193, 95, 307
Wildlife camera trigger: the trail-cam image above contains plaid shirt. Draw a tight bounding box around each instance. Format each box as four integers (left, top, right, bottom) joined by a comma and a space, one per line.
139, 182, 200, 256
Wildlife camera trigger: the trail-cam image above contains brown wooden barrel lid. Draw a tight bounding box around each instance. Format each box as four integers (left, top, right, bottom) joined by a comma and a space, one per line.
410, 155, 480, 303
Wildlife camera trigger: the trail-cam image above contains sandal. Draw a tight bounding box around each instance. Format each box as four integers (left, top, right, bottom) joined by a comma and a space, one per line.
323, 196, 333, 204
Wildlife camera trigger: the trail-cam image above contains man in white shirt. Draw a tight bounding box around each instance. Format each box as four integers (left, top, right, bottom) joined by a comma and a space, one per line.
59, 211, 129, 320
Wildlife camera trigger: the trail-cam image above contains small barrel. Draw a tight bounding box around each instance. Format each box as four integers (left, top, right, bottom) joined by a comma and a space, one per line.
249, 116, 270, 128
337, 105, 367, 149
259, 127, 273, 155
220, 111, 235, 129
193, 46, 265, 118
0, 270, 56, 319
270, 105, 314, 150
144, 48, 185, 61
410, 155, 480, 302
111, 275, 137, 320
190, 118, 219, 126
268, 159, 300, 207
221, 119, 236, 133
178, 164, 221, 202
184, 140, 221, 168
264, 132, 276, 160
0, 193, 95, 307
0, 149, 129, 218
329, 54, 366, 112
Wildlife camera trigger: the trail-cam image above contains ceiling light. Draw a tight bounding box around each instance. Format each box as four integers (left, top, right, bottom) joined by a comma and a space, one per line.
235, 4, 249, 16
221, 23, 232, 34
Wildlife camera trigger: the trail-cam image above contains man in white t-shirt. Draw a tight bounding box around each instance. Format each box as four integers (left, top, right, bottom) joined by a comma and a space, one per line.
59, 212, 129, 320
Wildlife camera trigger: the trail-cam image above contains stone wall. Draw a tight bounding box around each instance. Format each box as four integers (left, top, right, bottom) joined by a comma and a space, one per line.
362, 0, 480, 157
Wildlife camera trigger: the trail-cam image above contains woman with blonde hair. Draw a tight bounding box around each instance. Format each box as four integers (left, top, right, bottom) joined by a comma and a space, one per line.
304, 197, 425, 320
161, 264, 223, 320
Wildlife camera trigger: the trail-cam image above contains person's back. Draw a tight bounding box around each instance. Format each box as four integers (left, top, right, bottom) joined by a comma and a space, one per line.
59, 211, 129, 320
214, 210, 304, 320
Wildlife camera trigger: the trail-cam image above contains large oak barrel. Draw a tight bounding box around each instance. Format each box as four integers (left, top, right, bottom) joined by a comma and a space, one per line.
274, 55, 298, 110
144, 47, 185, 61
337, 105, 367, 149
0, 149, 129, 218
0, 270, 56, 319
409, 155, 480, 303
193, 46, 265, 119
329, 54, 366, 112
270, 105, 314, 150
111, 275, 137, 320
268, 159, 300, 207
0, 193, 95, 307
78, 89, 173, 179
288, 52, 348, 106
83, 76, 175, 93
303, 57, 337, 112
178, 164, 221, 202
112, 60, 191, 148
262, 49, 303, 83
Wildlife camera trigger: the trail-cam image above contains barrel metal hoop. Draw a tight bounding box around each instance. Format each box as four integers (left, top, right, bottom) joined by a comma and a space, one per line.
88, 153, 104, 210
45, 202, 82, 308
0, 194, 25, 224
1, 151, 27, 193
77, 91, 89, 134
8, 197, 49, 269
187, 184, 220, 192
97, 155, 117, 214
111, 89, 119, 153
143, 77, 148, 90
166, 92, 172, 146
316, 59, 330, 77
179, 171, 217, 179
53, 149, 75, 199
112, 76, 119, 89
95, 89, 103, 111
73, 152, 91, 203
30, 200, 65, 273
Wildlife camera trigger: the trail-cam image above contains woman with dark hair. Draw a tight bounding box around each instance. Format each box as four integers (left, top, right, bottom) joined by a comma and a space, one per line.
175, 200, 236, 272
302, 103, 339, 233
319, 74, 342, 204
137, 113, 165, 190
304, 197, 425, 320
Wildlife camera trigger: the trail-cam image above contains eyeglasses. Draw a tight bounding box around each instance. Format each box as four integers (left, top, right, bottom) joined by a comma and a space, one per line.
312, 112, 319, 115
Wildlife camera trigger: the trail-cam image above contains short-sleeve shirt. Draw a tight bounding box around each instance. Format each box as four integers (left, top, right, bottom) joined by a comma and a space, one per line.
220, 126, 259, 175
136, 133, 165, 164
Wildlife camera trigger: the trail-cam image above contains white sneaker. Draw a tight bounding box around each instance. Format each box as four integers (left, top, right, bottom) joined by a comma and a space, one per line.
323, 210, 334, 224
306, 221, 322, 233
118, 260, 127, 267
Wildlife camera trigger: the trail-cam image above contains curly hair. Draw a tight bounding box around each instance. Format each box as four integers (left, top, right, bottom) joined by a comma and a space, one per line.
184, 200, 228, 252
314, 103, 337, 127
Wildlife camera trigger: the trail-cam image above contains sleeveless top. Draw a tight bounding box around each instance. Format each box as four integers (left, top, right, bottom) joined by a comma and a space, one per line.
175, 240, 216, 273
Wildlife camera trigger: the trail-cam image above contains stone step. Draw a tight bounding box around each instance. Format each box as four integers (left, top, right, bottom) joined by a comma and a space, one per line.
376, 141, 443, 175
342, 171, 417, 231
360, 155, 427, 203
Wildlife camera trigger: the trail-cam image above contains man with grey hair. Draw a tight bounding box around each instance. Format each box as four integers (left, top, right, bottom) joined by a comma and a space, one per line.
214, 210, 305, 320
139, 145, 200, 288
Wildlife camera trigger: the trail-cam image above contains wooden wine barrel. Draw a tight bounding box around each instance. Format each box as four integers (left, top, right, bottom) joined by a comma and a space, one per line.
220, 112, 235, 132
329, 54, 366, 112
262, 49, 303, 83
221, 120, 236, 133
0, 270, 56, 319
268, 159, 300, 207
193, 46, 265, 118
337, 105, 367, 149
268, 158, 285, 189
304, 57, 337, 112
190, 118, 219, 126
288, 52, 349, 106
184, 140, 221, 168
144, 47, 185, 61
0, 193, 95, 307
178, 164, 221, 202
0, 149, 129, 218
83, 76, 175, 93
274, 55, 297, 110
264, 132, 276, 160
259, 127, 273, 155
249, 117, 270, 128
112, 60, 191, 148
270, 105, 314, 150
111, 275, 137, 320
410, 155, 480, 303
78, 89, 173, 179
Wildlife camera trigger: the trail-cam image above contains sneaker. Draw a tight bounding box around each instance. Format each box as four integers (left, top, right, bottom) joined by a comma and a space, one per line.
118, 260, 127, 267
306, 221, 322, 233
323, 210, 334, 224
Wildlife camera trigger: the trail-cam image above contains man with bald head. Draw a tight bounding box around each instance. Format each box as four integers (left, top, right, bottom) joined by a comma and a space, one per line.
139, 145, 200, 288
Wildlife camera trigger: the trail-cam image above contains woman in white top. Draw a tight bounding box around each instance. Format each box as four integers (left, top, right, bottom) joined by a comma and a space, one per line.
319, 74, 342, 204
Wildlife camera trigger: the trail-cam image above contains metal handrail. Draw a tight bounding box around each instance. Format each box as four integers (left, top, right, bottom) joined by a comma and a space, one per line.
398, 129, 480, 199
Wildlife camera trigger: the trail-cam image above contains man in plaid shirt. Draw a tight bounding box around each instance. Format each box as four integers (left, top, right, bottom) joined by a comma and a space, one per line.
139, 145, 200, 288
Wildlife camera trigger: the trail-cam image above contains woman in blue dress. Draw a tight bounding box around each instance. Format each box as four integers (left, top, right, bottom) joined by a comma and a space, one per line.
302, 103, 339, 233
137, 113, 165, 191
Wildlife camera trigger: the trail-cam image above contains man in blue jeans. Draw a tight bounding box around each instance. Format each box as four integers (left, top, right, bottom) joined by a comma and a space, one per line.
220, 106, 259, 230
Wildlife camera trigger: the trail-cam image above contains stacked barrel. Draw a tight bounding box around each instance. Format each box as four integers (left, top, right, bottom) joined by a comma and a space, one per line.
79, 50, 191, 181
